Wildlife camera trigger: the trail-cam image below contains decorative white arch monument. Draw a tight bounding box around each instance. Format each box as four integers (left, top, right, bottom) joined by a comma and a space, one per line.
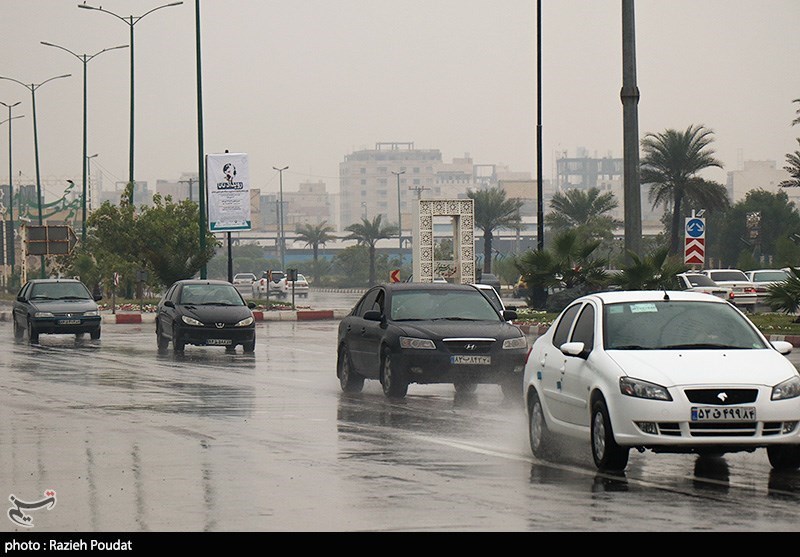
412, 199, 475, 284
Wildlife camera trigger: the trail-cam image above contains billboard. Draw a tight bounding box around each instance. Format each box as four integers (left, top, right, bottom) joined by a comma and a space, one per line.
205, 152, 252, 232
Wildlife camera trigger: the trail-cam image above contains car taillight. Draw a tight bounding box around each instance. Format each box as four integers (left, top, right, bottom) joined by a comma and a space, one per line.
729, 292, 735, 300
524, 346, 533, 364
744, 287, 756, 293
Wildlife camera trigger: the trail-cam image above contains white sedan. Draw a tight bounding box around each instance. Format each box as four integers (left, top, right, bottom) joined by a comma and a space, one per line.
523, 290, 800, 472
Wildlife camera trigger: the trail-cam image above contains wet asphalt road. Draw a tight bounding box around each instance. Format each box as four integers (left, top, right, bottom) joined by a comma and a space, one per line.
2, 312, 800, 532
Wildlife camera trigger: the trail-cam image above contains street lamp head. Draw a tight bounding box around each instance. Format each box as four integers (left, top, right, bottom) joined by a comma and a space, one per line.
273, 166, 289, 172
0, 101, 22, 109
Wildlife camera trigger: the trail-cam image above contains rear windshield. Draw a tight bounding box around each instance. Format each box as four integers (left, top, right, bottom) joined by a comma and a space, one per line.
751, 270, 790, 282
685, 274, 717, 287
709, 270, 748, 282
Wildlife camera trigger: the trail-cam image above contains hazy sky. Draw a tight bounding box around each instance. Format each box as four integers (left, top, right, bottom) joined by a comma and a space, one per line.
0, 0, 798, 202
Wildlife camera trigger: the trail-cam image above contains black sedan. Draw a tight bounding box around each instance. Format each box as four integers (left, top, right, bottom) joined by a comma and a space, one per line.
336, 282, 529, 399
156, 279, 257, 353
13, 278, 102, 343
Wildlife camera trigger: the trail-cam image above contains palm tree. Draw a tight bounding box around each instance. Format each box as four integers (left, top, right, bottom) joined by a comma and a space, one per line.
640, 125, 724, 255
344, 214, 399, 286
610, 246, 687, 291
295, 221, 335, 262
468, 188, 523, 274
792, 98, 800, 127
779, 138, 800, 189
545, 187, 622, 240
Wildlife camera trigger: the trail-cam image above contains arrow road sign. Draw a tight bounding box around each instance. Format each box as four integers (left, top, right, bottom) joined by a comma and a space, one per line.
390, 269, 401, 283
685, 238, 705, 265
685, 217, 706, 239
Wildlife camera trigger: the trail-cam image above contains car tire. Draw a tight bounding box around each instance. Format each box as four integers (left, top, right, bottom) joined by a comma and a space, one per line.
381, 351, 408, 399
453, 379, 477, 394
591, 398, 629, 471
767, 445, 800, 470
243, 338, 256, 353
528, 390, 555, 459
27, 320, 39, 344
90, 327, 101, 340
337, 346, 364, 393
13, 319, 23, 342
156, 323, 169, 350
173, 326, 185, 352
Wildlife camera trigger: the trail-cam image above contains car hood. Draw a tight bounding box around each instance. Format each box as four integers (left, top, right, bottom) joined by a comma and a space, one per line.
605, 349, 797, 387
180, 305, 253, 324
28, 299, 98, 313
395, 319, 522, 340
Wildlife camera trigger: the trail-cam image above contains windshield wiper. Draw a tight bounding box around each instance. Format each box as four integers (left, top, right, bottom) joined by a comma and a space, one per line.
57, 296, 88, 300
431, 316, 476, 321
609, 344, 655, 350
660, 343, 743, 350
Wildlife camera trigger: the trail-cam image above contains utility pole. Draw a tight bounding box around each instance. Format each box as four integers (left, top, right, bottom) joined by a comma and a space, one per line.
178, 177, 198, 202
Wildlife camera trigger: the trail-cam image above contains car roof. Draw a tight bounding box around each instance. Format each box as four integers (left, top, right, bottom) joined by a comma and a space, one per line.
25, 278, 84, 284
174, 279, 237, 286
380, 282, 479, 292
578, 290, 730, 305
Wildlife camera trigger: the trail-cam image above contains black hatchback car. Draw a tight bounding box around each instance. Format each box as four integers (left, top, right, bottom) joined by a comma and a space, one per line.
13, 278, 102, 343
336, 282, 528, 399
156, 279, 257, 353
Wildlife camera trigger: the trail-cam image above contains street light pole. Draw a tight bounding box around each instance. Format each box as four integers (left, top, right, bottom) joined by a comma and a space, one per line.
0, 101, 23, 273
40, 41, 127, 244
0, 74, 71, 278
78, 2, 184, 206
273, 166, 288, 269
392, 170, 405, 253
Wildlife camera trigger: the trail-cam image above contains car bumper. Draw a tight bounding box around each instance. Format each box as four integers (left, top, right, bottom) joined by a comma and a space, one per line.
179, 326, 255, 347
394, 349, 527, 385
31, 316, 101, 335
608, 388, 800, 449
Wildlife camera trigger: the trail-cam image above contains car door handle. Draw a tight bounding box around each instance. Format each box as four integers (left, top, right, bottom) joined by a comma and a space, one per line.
360, 327, 367, 335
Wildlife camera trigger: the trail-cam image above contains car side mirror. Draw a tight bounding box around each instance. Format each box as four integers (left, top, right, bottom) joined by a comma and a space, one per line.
502, 309, 518, 321
94, 294, 103, 302
164, 300, 175, 308
771, 340, 793, 355
16, 295, 25, 303
248, 302, 256, 309
363, 310, 383, 322
561, 341, 589, 359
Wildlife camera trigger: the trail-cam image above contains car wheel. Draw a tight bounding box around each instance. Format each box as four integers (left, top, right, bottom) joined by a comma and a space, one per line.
381, 351, 408, 398
243, 339, 256, 353
767, 445, 800, 470
27, 320, 39, 344
156, 323, 169, 350
13, 319, 23, 342
90, 327, 101, 340
173, 326, 185, 352
591, 398, 629, 471
453, 379, 477, 394
337, 345, 364, 393
528, 390, 555, 459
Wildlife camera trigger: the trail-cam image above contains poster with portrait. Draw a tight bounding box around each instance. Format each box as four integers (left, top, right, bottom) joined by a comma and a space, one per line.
205, 152, 251, 232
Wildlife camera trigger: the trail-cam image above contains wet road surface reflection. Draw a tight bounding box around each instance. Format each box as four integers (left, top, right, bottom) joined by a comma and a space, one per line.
0, 320, 799, 531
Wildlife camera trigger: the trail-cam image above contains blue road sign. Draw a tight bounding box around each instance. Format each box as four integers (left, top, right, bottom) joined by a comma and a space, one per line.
686, 218, 705, 238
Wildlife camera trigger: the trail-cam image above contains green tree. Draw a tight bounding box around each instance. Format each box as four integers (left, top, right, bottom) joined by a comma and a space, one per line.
468, 188, 523, 274
779, 138, 800, 189
295, 221, 336, 283
765, 268, 800, 319
641, 125, 724, 255
610, 246, 687, 290
344, 215, 398, 286
545, 187, 622, 241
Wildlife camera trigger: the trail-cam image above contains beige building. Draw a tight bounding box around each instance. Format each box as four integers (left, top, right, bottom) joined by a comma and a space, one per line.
726, 160, 793, 204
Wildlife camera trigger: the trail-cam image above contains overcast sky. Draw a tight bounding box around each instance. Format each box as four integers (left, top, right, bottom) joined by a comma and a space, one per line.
0, 0, 798, 202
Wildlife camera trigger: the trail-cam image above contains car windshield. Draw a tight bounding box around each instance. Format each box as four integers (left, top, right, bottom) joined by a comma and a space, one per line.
30, 282, 91, 300
685, 274, 717, 287
710, 271, 748, 282
390, 289, 501, 321
603, 300, 768, 350
180, 284, 244, 306
752, 270, 789, 282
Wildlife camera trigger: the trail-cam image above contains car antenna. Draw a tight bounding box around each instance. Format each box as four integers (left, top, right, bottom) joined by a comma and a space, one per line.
663, 290, 670, 301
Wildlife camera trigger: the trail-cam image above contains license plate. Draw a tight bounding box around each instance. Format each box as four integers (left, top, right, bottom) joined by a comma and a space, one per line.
58, 319, 81, 325
691, 406, 756, 421
206, 339, 232, 346
451, 355, 491, 365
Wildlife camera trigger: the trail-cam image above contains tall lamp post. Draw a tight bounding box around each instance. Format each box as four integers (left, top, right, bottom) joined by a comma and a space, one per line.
273, 166, 288, 269
0, 101, 23, 273
78, 1, 184, 206
41, 41, 127, 244
0, 74, 71, 278
392, 170, 405, 254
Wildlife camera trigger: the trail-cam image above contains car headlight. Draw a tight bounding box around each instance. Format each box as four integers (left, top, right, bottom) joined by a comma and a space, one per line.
772, 376, 800, 400
619, 376, 672, 401
181, 315, 204, 326
235, 316, 254, 327
83, 310, 99, 317
503, 336, 527, 350
399, 336, 436, 350
34, 312, 54, 318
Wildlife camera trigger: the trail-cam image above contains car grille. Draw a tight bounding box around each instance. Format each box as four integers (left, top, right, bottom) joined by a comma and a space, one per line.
684, 389, 758, 404
652, 421, 795, 438
442, 338, 495, 354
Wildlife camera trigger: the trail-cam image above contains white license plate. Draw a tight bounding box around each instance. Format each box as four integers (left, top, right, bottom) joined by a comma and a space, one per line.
691, 406, 756, 421
58, 319, 81, 325
451, 355, 491, 365
206, 339, 232, 346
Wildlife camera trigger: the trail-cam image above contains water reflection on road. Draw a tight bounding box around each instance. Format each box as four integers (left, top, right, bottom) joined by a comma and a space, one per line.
0, 320, 799, 532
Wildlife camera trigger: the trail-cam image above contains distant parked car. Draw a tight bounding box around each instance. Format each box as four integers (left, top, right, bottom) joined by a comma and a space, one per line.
280, 272, 310, 298
746, 269, 791, 305
700, 269, 758, 311
675, 272, 734, 302
233, 273, 257, 286
252, 270, 286, 298
13, 278, 102, 343
156, 279, 256, 353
